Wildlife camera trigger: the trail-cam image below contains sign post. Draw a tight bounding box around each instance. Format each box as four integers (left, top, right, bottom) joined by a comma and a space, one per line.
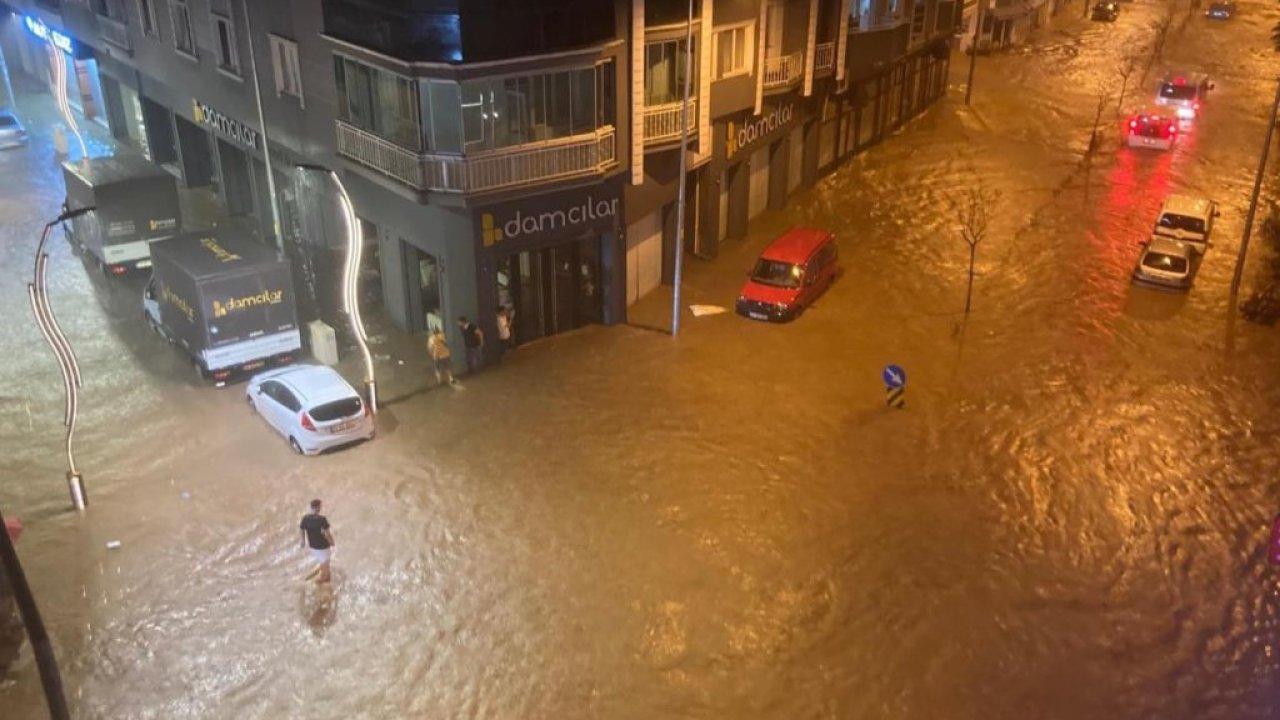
882, 364, 906, 409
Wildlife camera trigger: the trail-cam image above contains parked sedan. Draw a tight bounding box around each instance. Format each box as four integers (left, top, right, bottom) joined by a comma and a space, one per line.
1133, 236, 1196, 290
0, 111, 28, 149
246, 364, 374, 455
1091, 2, 1119, 21
1205, 2, 1235, 19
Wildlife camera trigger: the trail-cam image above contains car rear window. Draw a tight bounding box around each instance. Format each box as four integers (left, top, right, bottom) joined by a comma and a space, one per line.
1160, 84, 1196, 101
1158, 213, 1205, 233
0, 115, 17, 128
1143, 252, 1188, 273
309, 397, 363, 422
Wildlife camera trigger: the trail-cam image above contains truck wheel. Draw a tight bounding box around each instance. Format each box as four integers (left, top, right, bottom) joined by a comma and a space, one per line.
289, 437, 304, 455
193, 362, 205, 380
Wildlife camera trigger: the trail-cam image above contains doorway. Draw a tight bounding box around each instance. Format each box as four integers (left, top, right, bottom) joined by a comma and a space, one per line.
495, 237, 601, 345
217, 138, 254, 217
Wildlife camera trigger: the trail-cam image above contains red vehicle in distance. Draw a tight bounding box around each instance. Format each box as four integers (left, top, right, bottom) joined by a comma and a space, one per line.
735, 228, 839, 322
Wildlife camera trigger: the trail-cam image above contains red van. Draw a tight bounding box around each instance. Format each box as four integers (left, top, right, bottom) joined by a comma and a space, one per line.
735, 228, 838, 322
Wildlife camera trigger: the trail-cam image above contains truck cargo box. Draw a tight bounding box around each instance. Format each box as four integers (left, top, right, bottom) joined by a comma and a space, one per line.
147, 228, 300, 380
61, 152, 181, 274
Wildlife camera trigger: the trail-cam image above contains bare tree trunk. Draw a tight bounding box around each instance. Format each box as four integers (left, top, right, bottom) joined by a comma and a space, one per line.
965, 244, 977, 315
1117, 75, 1129, 114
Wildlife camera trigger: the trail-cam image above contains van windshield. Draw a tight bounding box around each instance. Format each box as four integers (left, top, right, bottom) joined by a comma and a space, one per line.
1142, 252, 1188, 273
1158, 213, 1205, 233
1160, 83, 1196, 101
751, 259, 802, 288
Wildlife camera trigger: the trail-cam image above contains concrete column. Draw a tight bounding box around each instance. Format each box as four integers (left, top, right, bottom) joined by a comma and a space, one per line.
697, 0, 712, 160
804, 0, 818, 96
631, 0, 645, 185
836, 0, 852, 82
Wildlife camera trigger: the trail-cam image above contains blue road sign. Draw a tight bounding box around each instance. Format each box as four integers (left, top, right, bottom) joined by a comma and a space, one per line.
882, 364, 906, 389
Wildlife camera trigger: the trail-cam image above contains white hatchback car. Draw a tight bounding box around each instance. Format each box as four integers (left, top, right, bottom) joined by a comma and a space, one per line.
246, 365, 374, 455
1134, 236, 1195, 290
1153, 194, 1218, 253
0, 110, 28, 149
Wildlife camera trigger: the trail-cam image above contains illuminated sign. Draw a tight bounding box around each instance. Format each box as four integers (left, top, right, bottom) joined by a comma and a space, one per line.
726, 102, 796, 158
480, 194, 618, 247
24, 16, 73, 55
192, 100, 259, 150
212, 289, 284, 317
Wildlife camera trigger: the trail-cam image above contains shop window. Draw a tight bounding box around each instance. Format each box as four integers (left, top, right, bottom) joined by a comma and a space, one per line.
138, 0, 160, 37
333, 56, 421, 151
213, 13, 240, 76
714, 23, 753, 79
171, 0, 197, 58
645, 38, 695, 106
270, 35, 304, 105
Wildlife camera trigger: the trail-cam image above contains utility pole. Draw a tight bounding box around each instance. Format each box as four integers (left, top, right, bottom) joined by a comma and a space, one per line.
241, 0, 283, 251
670, 0, 696, 335
0, 507, 70, 719
1229, 77, 1280, 308
965, 0, 983, 105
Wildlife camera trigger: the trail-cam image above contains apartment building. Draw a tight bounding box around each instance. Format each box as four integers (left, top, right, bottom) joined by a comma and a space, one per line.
0, 0, 956, 366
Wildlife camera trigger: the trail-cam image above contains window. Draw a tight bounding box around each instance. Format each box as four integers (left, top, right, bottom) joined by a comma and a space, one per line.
334, 56, 421, 151
453, 65, 606, 152
213, 13, 240, 75
910, 0, 926, 38
138, 0, 159, 37
270, 35, 303, 105
644, 38, 694, 106
714, 23, 753, 79
171, 0, 196, 57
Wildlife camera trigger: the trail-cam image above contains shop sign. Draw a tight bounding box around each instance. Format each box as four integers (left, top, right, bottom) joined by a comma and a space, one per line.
24, 16, 73, 55
478, 190, 620, 248
192, 100, 259, 150
726, 102, 796, 159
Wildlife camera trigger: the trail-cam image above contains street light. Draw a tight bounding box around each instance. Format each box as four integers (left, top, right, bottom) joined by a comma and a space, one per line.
297, 164, 376, 413
46, 36, 85, 160
29, 205, 94, 511
670, 0, 695, 335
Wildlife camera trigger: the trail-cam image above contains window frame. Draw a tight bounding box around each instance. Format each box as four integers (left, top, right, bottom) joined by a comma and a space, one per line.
713, 21, 754, 80
138, 0, 160, 38
270, 34, 304, 107
170, 0, 198, 60
211, 11, 241, 79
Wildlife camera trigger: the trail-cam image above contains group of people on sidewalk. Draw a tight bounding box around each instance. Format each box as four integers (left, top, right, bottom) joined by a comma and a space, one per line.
426, 307, 514, 387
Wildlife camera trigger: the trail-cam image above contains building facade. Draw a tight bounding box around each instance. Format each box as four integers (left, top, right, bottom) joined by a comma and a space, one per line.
0, 0, 957, 367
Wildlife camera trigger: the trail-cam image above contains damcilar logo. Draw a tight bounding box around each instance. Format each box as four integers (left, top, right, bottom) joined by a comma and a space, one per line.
212, 289, 284, 317
481, 213, 502, 247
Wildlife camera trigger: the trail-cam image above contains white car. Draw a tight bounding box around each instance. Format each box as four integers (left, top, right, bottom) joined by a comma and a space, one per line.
1155, 73, 1212, 120
1133, 236, 1195, 290
0, 110, 28, 149
246, 365, 374, 455
1153, 194, 1218, 254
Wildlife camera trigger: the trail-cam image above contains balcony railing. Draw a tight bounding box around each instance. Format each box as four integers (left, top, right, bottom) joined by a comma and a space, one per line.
643, 100, 698, 145
99, 15, 131, 53
335, 120, 618, 194
814, 42, 836, 72
763, 51, 804, 89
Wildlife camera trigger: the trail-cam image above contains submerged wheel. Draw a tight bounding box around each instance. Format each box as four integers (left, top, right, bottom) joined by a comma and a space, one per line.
289, 437, 304, 455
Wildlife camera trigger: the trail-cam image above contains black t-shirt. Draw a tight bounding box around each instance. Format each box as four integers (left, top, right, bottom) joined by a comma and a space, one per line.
300, 513, 330, 549
462, 323, 481, 348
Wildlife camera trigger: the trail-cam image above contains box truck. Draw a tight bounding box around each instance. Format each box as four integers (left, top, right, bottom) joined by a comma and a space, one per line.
61, 152, 181, 275
144, 228, 301, 383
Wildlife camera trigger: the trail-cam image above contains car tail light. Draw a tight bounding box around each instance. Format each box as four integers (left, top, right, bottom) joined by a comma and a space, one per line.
212, 369, 230, 381
1193, 102, 1201, 110
109, 264, 127, 275
1128, 119, 1138, 130
301, 412, 316, 431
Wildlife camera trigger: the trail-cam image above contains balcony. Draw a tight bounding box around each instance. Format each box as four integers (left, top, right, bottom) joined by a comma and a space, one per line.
763, 51, 804, 89
643, 100, 698, 145
814, 42, 835, 72
99, 15, 132, 54
335, 120, 618, 195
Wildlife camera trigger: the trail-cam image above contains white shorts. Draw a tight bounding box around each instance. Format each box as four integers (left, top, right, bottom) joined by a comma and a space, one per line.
308, 547, 331, 565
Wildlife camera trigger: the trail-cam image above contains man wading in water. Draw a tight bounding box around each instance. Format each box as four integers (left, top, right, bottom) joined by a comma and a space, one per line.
300, 499, 335, 584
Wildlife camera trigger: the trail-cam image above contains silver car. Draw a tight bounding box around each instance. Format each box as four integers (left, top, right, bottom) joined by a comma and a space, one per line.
0, 111, 28, 149
246, 364, 374, 455
1133, 236, 1195, 290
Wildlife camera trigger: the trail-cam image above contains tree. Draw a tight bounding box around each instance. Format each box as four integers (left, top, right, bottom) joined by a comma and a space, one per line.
953, 185, 1001, 316
1089, 83, 1111, 156
1115, 46, 1143, 114
1272, 20, 1280, 51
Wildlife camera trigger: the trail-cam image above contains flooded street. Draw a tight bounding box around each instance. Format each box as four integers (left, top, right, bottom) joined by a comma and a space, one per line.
4, 2, 1280, 718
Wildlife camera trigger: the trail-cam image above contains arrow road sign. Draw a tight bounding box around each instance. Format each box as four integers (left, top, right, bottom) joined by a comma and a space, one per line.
882, 364, 906, 389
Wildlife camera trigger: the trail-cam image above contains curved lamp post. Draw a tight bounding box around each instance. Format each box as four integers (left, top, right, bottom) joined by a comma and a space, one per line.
29, 205, 94, 510
46, 37, 86, 160
297, 164, 376, 413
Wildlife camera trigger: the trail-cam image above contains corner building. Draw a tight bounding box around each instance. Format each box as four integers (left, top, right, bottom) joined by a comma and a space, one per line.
0, 0, 956, 366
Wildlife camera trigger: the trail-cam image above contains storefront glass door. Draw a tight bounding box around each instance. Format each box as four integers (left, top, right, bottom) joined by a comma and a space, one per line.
496, 237, 600, 346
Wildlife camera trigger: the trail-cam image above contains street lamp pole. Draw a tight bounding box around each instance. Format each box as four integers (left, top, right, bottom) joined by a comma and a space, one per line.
298, 165, 377, 412
670, 0, 696, 335
29, 205, 94, 511
965, 1, 984, 105
241, 0, 284, 251
0, 508, 70, 720
47, 38, 86, 160
1229, 77, 1280, 308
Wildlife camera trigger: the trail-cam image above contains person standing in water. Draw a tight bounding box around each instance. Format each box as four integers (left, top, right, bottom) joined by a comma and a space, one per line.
300, 499, 335, 584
